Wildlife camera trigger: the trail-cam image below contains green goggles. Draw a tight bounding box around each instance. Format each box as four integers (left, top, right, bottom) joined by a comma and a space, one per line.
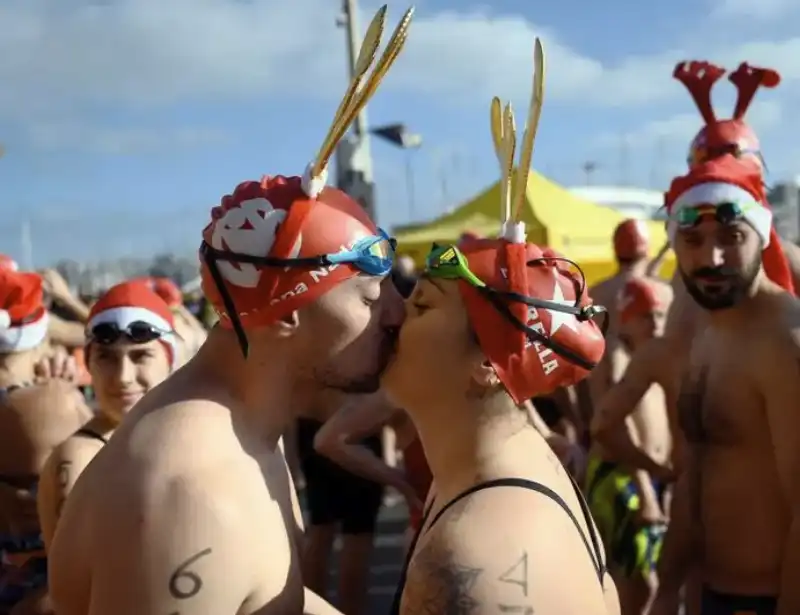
424, 243, 606, 370
673, 201, 757, 228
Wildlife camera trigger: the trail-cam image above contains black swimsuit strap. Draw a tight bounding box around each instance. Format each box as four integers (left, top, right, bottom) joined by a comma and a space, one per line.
389, 476, 605, 615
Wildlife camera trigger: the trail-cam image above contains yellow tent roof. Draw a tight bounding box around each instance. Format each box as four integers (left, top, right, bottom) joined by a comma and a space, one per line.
394, 170, 669, 263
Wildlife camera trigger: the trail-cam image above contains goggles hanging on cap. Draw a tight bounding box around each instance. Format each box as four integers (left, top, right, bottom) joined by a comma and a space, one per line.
673, 201, 758, 228
425, 243, 607, 370
201, 229, 396, 355
88, 320, 171, 345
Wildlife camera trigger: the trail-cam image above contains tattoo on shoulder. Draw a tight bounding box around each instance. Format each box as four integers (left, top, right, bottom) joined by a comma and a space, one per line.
408, 542, 483, 614
168, 548, 212, 601
56, 461, 71, 488
55, 461, 72, 515
497, 552, 533, 613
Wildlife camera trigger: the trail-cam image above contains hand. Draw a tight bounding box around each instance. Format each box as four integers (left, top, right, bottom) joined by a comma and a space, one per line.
636, 497, 667, 527
34, 346, 79, 384
40, 269, 75, 303
0, 483, 40, 537
651, 462, 678, 484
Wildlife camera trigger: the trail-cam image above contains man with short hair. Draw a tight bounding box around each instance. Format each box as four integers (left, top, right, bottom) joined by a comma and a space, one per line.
589, 278, 672, 615
47, 7, 412, 614
651, 155, 800, 615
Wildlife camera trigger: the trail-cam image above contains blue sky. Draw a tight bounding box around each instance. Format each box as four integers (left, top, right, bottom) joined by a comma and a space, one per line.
1, 0, 799, 265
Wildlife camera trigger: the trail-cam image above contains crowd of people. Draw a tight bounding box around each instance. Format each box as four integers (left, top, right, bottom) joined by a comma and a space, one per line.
0, 10, 797, 615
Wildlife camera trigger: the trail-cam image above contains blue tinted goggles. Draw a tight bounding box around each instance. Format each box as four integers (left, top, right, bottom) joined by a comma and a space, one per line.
200, 228, 396, 356
323, 228, 395, 275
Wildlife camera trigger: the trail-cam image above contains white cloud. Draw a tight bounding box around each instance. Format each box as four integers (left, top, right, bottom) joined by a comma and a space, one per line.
596, 99, 784, 151
2, 0, 800, 159
2, 0, 799, 117
26, 121, 230, 154
711, 0, 796, 21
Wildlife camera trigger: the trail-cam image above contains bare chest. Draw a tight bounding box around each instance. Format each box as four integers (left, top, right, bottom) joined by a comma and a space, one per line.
677, 340, 767, 448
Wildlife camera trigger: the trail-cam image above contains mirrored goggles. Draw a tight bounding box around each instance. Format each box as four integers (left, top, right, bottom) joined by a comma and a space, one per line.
673, 201, 758, 228
88, 320, 170, 345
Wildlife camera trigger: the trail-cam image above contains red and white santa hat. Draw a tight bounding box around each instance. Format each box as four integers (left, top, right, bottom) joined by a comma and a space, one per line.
0, 269, 49, 352
87, 281, 179, 368
665, 154, 794, 293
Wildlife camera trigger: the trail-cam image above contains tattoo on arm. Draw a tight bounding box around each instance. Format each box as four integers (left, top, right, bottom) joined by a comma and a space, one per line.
497, 552, 533, 613
168, 548, 212, 600
55, 461, 72, 515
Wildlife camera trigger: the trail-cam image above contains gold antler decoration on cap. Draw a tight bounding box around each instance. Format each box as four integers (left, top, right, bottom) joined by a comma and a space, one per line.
489, 38, 546, 243
302, 6, 415, 198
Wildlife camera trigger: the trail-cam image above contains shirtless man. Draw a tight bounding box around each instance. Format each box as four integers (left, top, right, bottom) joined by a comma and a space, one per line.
38, 281, 176, 548
649, 155, 800, 615
384, 53, 619, 613
0, 269, 90, 614
47, 9, 412, 614
588, 278, 673, 615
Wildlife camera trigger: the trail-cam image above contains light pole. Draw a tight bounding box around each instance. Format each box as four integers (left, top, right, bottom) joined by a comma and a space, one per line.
371, 123, 423, 219
335, 0, 377, 221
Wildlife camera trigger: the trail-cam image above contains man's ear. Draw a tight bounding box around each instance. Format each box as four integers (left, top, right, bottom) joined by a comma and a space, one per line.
269, 310, 300, 339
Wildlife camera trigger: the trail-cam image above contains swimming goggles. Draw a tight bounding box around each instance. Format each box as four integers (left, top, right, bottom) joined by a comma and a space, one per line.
88, 321, 171, 345
673, 201, 759, 228
425, 243, 606, 370
201, 228, 396, 356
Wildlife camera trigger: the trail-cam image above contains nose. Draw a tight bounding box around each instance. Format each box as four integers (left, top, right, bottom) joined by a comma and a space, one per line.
113, 355, 136, 387
380, 277, 406, 329
697, 239, 726, 269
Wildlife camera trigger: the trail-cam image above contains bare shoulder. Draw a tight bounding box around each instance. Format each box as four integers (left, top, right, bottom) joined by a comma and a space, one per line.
402, 490, 606, 615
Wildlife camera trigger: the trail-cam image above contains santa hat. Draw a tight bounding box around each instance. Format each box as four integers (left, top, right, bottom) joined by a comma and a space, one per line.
134, 277, 183, 309
665, 155, 794, 293
0, 270, 49, 352
0, 254, 19, 271
87, 281, 178, 369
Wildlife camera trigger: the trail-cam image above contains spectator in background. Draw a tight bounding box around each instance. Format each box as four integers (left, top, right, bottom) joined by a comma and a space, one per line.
39, 281, 177, 550
0, 268, 91, 615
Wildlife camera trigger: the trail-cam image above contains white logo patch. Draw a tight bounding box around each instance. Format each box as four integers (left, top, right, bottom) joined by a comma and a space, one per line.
210, 197, 300, 288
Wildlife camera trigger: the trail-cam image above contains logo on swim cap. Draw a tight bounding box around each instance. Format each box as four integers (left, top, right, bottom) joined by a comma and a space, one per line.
210, 197, 302, 289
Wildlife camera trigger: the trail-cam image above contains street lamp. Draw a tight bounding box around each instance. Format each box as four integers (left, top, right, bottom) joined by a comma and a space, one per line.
371, 123, 423, 219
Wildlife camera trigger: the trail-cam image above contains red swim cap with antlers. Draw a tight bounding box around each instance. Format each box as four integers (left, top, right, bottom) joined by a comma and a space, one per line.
674, 60, 780, 172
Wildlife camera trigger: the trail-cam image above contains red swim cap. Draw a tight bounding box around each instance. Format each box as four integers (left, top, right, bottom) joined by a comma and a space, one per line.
200, 176, 378, 331
618, 278, 661, 324
613, 219, 650, 261
458, 238, 606, 404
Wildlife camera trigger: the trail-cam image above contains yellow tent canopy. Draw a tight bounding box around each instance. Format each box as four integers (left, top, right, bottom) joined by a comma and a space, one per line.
393, 170, 675, 284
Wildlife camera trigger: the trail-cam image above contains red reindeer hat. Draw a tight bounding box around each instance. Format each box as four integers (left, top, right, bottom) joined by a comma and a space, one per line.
198, 7, 414, 356
674, 60, 780, 171
448, 39, 605, 404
